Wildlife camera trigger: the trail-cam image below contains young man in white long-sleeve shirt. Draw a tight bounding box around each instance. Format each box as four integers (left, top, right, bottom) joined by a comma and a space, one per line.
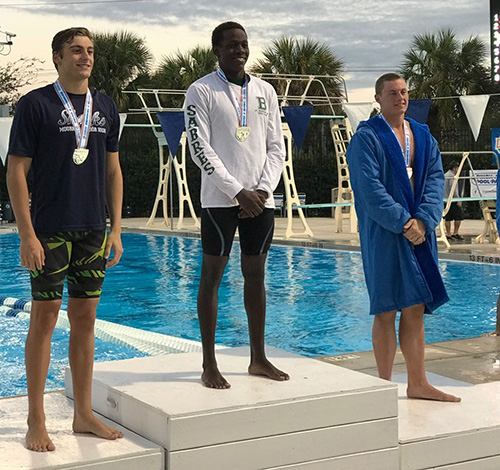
185, 21, 289, 389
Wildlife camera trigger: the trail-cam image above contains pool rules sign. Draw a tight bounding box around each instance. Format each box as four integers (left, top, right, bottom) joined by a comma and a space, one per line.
491, 0, 500, 82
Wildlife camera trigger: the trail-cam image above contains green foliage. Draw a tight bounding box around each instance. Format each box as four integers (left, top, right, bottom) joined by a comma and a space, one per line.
400, 28, 490, 130
151, 46, 217, 109
0, 58, 42, 112
249, 37, 345, 112
89, 31, 153, 111
153, 46, 217, 89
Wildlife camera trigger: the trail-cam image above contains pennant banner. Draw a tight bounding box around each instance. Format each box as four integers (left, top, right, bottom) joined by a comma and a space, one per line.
0, 117, 13, 166
157, 111, 185, 157
405, 99, 431, 124
282, 105, 313, 151
343, 103, 374, 132
497, 169, 500, 235
491, 128, 500, 166
459, 95, 490, 142
119, 113, 127, 140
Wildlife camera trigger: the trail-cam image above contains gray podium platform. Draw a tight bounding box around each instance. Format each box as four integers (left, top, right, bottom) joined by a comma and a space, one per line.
0, 392, 164, 470
66, 347, 399, 470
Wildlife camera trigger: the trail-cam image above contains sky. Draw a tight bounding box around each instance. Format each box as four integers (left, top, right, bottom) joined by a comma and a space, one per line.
0, 0, 493, 102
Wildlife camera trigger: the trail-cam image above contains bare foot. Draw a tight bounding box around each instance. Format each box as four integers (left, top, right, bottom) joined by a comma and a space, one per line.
26, 421, 56, 452
73, 413, 123, 439
482, 331, 499, 337
248, 358, 290, 381
407, 383, 461, 402
201, 364, 231, 389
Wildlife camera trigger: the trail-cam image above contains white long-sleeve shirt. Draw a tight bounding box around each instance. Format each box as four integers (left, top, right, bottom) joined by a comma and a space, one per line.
185, 72, 285, 208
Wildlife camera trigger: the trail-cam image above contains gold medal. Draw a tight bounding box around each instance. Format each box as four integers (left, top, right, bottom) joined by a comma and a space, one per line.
235, 126, 251, 142
407, 166, 413, 179
73, 148, 89, 165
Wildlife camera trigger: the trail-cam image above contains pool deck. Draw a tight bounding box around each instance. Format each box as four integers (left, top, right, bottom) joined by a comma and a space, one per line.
2, 217, 500, 469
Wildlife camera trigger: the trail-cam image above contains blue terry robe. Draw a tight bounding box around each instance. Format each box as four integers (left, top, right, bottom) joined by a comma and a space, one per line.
346, 115, 449, 315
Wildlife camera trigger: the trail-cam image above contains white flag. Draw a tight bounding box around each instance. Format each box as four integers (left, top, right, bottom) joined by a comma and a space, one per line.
459, 95, 489, 142
119, 113, 127, 140
0, 117, 13, 166
343, 103, 375, 132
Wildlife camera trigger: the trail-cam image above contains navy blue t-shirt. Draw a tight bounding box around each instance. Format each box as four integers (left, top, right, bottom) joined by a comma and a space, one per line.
8, 84, 119, 233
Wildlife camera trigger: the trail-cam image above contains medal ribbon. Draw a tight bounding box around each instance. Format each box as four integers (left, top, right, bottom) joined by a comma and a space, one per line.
216, 68, 248, 127
380, 114, 411, 168
53, 79, 93, 149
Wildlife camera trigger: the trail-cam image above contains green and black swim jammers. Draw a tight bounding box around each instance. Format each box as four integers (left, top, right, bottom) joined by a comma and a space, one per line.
30, 230, 107, 301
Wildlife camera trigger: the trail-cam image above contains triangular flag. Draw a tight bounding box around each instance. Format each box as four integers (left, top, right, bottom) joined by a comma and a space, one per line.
459, 95, 489, 142
282, 105, 313, 151
0, 117, 13, 166
157, 111, 185, 157
119, 113, 127, 140
343, 103, 374, 132
406, 99, 431, 124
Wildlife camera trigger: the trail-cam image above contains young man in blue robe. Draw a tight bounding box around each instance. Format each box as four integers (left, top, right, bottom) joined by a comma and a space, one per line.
346, 73, 460, 402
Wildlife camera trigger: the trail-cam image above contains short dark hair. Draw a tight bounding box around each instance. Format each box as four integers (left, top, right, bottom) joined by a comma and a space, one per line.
449, 161, 460, 170
375, 72, 404, 95
211, 22, 246, 49
52, 27, 93, 69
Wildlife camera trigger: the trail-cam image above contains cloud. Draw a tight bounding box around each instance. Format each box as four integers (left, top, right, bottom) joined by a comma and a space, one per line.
4, 0, 491, 98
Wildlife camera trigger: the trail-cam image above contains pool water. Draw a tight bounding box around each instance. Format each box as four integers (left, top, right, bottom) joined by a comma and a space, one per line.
1, 232, 498, 397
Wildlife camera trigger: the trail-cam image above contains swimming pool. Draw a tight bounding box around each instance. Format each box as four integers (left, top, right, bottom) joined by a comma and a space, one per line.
1, 231, 498, 396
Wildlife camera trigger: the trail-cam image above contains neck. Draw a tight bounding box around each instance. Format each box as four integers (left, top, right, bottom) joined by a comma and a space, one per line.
381, 112, 405, 129
221, 67, 246, 85
57, 76, 89, 94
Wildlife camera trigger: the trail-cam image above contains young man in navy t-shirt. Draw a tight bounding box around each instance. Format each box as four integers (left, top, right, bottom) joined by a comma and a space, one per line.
7, 27, 124, 452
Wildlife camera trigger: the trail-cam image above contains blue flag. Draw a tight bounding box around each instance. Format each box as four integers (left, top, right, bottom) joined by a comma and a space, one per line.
491, 128, 500, 167
282, 105, 313, 151
405, 99, 431, 124
157, 111, 185, 157
497, 169, 500, 234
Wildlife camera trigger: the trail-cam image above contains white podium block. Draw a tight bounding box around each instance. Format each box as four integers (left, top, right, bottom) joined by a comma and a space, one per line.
67, 347, 399, 470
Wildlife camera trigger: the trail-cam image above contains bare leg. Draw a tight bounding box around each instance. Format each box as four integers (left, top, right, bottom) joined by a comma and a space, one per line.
25, 300, 60, 452
68, 297, 123, 438
242, 254, 289, 381
445, 221, 452, 238
400, 304, 460, 402
453, 220, 462, 236
197, 253, 231, 389
372, 310, 397, 380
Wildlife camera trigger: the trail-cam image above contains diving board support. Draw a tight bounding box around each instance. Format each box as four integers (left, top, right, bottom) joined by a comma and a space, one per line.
130, 90, 199, 231
282, 123, 314, 239
171, 133, 200, 231
147, 133, 171, 228
331, 118, 357, 233
476, 200, 498, 244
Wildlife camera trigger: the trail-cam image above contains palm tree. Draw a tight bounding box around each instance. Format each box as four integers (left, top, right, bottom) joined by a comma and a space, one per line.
400, 28, 489, 129
249, 37, 345, 113
149, 46, 217, 109
90, 31, 153, 111
153, 46, 218, 90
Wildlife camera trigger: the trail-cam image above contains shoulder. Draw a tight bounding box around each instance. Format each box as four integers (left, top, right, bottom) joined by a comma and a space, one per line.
407, 117, 432, 139
351, 120, 378, 144
188, 72, 218, 90
18, 84, 55, 107
186, 72, 219, 101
